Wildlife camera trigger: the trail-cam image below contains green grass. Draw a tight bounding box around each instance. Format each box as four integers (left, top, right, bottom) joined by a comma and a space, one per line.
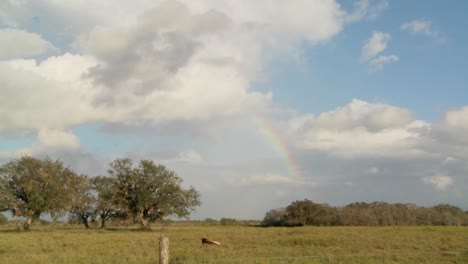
0, 224, 467, 263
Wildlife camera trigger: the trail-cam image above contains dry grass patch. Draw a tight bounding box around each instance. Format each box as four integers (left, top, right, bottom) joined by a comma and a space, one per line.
0, 224, 467, 263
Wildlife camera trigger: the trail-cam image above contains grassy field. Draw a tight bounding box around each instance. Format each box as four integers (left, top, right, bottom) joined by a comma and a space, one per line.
0, 223, 467, 263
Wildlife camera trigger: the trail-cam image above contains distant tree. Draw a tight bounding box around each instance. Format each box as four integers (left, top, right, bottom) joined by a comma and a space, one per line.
108, 158, 201, 229
220, 218, 238, 226
0, 156, 80, 230
91, 176, 121, 229
202, 218, 219, 225
339, 203, 378, 226
262, 208, 286, 226
432, 204, 464, 226
263, 200, 467, 227
283, 199, 328, 226
69, 175, 96, 229
314, 204, 341, 226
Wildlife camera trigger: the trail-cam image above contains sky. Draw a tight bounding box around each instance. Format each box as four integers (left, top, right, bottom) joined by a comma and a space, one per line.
1, 0, 467, 220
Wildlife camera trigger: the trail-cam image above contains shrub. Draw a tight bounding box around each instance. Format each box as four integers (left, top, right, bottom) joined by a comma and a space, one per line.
220, 218, 238, 226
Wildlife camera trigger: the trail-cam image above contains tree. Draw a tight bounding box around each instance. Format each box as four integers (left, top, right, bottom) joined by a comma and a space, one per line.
108, 158, 201, 229
283, 199, 327, 226
341, 202, 378, 226
69, 175, 96, 229
262, 208, 286, 226
0, 156, 80, 230
432, 204, 464, 225
220, 218, 238, 226
92, 176, 121, 229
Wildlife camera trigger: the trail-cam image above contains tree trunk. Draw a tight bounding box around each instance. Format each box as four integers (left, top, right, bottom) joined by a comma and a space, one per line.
100, 217, 106, 229
83, 217, 90, 229
23, 217, 33, 231
138, 212, 150, 229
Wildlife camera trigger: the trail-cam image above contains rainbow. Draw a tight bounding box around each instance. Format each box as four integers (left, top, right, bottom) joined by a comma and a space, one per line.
256, 116, 302, 180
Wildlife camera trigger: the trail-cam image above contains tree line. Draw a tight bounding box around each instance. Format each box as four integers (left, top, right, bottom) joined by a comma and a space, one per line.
263, 199, 468, 227
0, 156, 201, 230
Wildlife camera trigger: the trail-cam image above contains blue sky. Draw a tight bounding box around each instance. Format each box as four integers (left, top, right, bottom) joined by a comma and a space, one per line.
1, 0, 467, 219
262, 0, 468, 121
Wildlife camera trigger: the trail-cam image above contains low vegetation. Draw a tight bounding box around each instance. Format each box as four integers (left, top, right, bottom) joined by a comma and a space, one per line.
263, 199, 468, 227
0, 223, 467, 263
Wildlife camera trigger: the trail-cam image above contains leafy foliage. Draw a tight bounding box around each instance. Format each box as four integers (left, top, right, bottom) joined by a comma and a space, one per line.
108, 158, 201, 228
0, 156, 81, 230
91, 176, 122, 228
263, 199, 468, 227
68, 175, 96, 229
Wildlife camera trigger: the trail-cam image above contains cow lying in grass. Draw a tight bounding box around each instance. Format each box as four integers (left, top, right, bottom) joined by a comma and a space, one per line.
202, 238, 221, 245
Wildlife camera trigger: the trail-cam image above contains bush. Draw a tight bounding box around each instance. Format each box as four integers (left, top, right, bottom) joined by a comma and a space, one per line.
220, 218, 238, 226
202, 218, 219, 225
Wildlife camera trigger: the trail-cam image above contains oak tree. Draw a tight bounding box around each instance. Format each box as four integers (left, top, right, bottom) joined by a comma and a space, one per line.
108, 158, 201, 228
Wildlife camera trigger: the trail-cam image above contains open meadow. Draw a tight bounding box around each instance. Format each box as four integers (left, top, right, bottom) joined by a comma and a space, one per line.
0, 223, 467, 264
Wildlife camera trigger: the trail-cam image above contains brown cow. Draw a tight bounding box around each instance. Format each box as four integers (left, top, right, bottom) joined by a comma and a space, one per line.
202, 238, 221, 245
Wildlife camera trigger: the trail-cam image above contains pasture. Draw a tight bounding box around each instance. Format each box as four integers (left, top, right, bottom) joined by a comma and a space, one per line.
0, 223, 467, 263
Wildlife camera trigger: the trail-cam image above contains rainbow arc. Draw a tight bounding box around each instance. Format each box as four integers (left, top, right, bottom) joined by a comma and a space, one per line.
256, 116, 302, 180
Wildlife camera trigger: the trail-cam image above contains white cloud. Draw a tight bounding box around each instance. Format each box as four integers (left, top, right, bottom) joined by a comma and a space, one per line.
401, 20, 443, 41
36, 128, 80, 151
367, 0, 389, 20
442, 157, 456, 165
360, 31, 398, 70
422, 175, 454, 191
1, 0, 357, 154
369, 54, 399, 71
0, 28, 59, 60
430, 106, 468, 146
345, 0, 389, 22
444, 106, 468, 131
288, 99, 429, 158
240, 173, 294, 185
177, 150, 203, 163
367, 167, 379, 174
361, 31, 391, 62
0, 54, 102, 133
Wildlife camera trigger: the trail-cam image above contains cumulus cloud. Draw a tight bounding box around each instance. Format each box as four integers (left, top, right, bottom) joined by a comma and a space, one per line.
444, 106, 468, 132
0, 28, 59, 60
0, 54, 101, 132
288, 99, 429, 158
422, 175, 454, 191
427, 106, 468, 154
1, 0, 362, 155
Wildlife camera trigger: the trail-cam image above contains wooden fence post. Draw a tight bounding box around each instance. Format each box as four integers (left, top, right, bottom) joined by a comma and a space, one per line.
159, 235, 169, 264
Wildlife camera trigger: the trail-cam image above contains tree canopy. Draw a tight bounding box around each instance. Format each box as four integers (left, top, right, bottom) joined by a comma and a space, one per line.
108, 158, 201, 228
263, 199, 468, 227
0, 156, 80, 230
0, 156, 202, 230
